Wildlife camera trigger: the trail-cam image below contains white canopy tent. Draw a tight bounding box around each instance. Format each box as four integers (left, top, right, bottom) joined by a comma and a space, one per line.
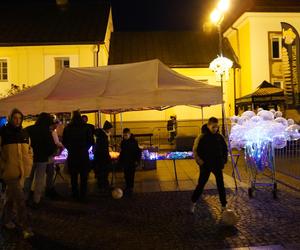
0, 59, 222, 115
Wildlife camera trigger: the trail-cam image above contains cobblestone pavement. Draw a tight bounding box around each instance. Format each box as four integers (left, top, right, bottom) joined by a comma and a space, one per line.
1, 184, 300, 250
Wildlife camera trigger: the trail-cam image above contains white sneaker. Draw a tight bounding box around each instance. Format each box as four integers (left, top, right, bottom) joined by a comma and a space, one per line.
4, 222, 16, 229
190, 202, 196, 214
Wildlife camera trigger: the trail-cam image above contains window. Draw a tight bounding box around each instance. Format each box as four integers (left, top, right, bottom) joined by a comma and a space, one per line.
271, 37, 282, 59
273, 81, 283, 89
55, 57, 70, 73
0, 59, 8, 81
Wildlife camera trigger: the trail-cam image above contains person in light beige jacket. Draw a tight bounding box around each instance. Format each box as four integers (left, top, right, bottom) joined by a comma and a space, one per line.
0, 108, 34, 238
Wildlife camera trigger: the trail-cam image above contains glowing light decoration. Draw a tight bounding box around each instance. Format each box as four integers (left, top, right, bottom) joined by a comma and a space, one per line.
209, 56, 233, 81
230, 110, 300, 171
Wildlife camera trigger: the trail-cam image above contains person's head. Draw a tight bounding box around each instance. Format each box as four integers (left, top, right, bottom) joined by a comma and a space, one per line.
170, 115, 176, 121
70, 110, 83, 126
103, 120, 113, 133
207, 117, 219, 134
9, 108, 23, 128
36, 112, 53, 127
82, 115, 88, 124
123, 128, 131, 140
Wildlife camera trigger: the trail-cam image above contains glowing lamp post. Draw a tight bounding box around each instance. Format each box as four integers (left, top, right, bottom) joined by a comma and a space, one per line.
210, 56, 233, 135
209, 0, 231, 136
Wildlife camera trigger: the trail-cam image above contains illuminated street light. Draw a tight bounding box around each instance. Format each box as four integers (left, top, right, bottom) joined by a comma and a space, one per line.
217, 0, 230, 12
209, 0, 231, 135
210, 9, 223, 25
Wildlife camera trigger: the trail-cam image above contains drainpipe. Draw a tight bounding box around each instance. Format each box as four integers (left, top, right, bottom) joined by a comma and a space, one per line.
93, 44, 100, 67
230, 26, 241, 114
94, 44, 100, 128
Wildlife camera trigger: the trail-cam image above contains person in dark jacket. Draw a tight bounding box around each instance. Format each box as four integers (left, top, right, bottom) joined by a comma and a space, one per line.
0, 109, 34, 238
25, 112, 57, 208
119, 128, 141, 195
82, 115, 95, 136
63, 111, 94, 202
190, 117, 228, 213
94, 120, 113, 190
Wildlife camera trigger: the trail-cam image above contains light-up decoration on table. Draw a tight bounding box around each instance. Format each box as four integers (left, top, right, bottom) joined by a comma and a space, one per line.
141, 150, 193, 160
230, 110, 300, 171
54, 146, 120, 163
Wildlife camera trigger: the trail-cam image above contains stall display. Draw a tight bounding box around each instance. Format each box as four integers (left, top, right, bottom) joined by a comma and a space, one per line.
230, 110, 300, 198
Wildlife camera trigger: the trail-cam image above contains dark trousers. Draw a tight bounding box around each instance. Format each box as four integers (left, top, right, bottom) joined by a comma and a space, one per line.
46, 163, 55, 191
70, 168, 88, 198
95, 162, 110, 189
191, 165, 227, 207
123, 164, 136, 189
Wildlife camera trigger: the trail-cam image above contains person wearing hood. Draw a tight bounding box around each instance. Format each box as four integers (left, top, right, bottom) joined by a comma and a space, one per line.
0, 108, 34, 238
190, 117, 228, 214
119, 128, 141, 195
25, 112, 57, 208
94, 120, 113, 190
62, 110, 94, 202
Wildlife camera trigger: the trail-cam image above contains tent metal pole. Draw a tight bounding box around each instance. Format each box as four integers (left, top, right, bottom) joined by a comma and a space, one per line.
113, 114, 117, 150
97, 110, 101, 128
201, 106, 204, 126
120, 113, 123, 134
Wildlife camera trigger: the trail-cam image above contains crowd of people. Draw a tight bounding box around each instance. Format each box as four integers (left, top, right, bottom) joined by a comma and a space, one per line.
0, 108, 230, 239
0, 108, 142, 239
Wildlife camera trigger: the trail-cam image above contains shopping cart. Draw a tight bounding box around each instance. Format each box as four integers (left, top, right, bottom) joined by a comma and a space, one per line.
244, 141, 277, 199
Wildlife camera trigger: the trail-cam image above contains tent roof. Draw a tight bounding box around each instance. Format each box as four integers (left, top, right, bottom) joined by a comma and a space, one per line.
0, 59, 222, 115
236, 80, 285, 104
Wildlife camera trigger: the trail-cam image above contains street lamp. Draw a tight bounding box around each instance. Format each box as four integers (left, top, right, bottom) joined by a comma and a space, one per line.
209, 0, 232, 136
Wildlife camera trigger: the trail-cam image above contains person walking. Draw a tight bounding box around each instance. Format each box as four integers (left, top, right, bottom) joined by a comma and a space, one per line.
0, 109, 34, 238
26, 113, 57, 208
119, 128, 141, 196
190, 117, 228, 213
94, 121, 113, 190
63, 111, 94, 202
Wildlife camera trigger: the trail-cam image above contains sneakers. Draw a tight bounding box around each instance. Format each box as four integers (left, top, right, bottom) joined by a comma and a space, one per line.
23, 229, 34, 239
190, 202, 197, 214
4, 222, 16, 230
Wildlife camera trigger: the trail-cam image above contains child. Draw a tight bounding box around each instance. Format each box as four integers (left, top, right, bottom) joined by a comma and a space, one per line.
119, 128, 141, 195
190, 117, 228, 213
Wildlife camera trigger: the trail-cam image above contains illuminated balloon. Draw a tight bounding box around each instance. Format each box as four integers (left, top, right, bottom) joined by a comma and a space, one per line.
257, 108, 264, 112
257, 110, 274, 121
241, 111, 256, 119
274, 117, 288, 127
272, 135, 287, 149
237, 116, 249, 125
250, 116, 262, 123
285, 124, 300, 140
230, 115, 239, 124
287, 118, 295, 126
270, 109, 276, 114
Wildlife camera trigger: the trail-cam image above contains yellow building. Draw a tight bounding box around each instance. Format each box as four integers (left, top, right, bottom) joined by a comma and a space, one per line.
0, 1, 113, 97
223, 0, 300, 120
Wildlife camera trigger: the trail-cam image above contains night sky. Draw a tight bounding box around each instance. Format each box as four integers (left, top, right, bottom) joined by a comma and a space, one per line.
110, 0, 219, 31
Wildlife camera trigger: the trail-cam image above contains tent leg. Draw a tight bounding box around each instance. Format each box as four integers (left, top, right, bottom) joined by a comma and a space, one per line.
201, 106, 204, 126
96, 110, 101, 128
120, 113, 123, 134
113, 114, 117, 150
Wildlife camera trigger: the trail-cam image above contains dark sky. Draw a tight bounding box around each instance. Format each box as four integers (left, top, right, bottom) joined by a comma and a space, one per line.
110, 0, 218, 31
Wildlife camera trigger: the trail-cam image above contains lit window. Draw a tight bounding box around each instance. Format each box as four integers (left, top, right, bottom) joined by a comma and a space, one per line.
55, 57, 70, 73
0, 59, 8, 81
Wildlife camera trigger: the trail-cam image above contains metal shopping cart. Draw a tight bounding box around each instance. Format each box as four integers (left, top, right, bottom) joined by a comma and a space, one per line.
244, 141, 277, 199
